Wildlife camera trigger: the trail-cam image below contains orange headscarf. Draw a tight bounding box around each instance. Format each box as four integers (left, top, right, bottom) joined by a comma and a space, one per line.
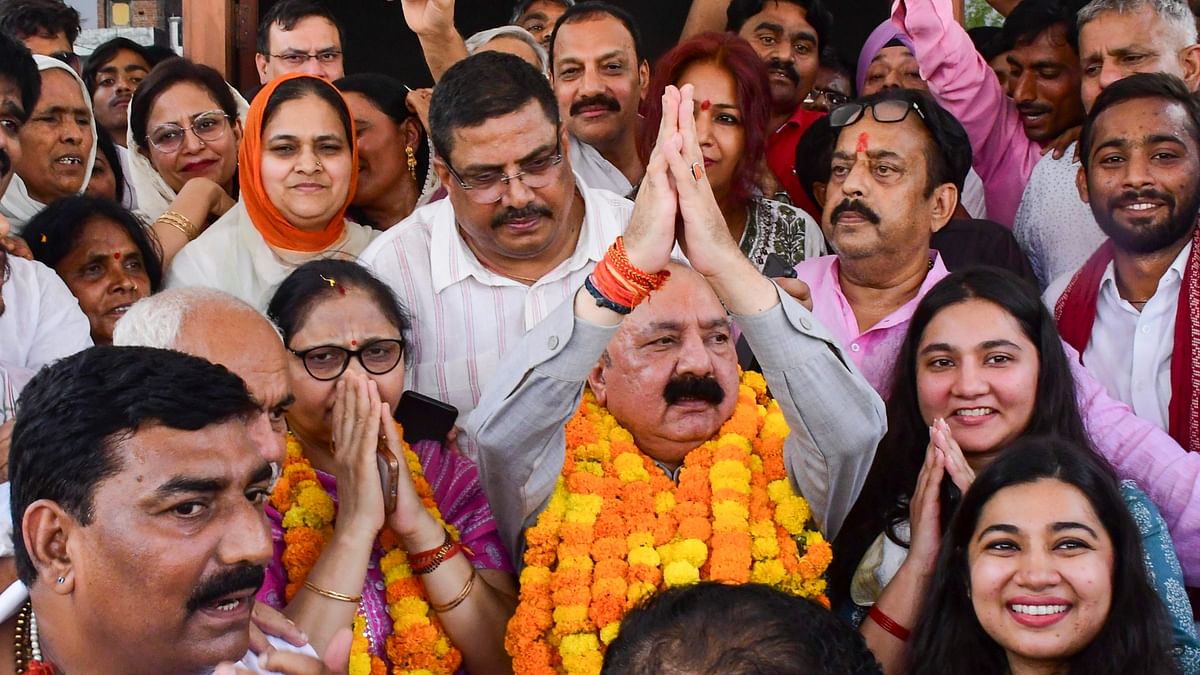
239, 73, 359, 252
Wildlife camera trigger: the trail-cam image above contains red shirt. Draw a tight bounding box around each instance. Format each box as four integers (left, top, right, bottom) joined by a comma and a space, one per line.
766, 104, 825, 218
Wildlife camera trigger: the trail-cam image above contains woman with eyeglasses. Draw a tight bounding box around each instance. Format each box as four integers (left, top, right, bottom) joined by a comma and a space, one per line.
261, 259, 516, 674
164, 73, 377, 310
126, 58, 246, 267
639, 32, 824, 272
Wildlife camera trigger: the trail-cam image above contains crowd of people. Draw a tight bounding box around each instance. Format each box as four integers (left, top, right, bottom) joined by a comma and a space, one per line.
0, 0, 1198, 672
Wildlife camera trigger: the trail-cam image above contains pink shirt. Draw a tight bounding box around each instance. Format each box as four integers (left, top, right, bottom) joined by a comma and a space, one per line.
796, 253, 1200, 585
893, 0, 1044, 227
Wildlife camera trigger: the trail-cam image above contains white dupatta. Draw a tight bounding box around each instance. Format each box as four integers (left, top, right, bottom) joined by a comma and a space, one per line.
1, 56, 97, 233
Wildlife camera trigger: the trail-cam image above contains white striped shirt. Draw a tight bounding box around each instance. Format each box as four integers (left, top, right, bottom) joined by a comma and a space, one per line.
359, 183, 632, 423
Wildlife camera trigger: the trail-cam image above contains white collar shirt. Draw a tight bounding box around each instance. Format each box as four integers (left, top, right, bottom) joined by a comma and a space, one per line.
567, 135, 633, 198
1044, 241, 1191, 431
1014, 146, 1107, 288
359, 178, 632, 424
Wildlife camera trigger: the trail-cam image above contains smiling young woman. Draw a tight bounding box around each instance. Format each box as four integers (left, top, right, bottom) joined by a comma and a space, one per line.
909, 437, 1179, 675
830, 267, 1198, 673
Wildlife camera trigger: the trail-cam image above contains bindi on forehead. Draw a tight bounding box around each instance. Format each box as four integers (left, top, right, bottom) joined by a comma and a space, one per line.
699, 99, 712, 112
856, 132, 869, 154
114, 251, 120, 260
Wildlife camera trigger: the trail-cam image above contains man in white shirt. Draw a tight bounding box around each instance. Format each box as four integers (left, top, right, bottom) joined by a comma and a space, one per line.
1015, 0, 1200, 286
361, 52, 632, 423
1047, 73, 1200, 454
254, 0, 345, 85
549, 2, 647, 196
4, 346, 337, 675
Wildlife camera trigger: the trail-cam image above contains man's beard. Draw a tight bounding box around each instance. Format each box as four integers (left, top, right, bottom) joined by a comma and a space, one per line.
1096, 186, 1200, 254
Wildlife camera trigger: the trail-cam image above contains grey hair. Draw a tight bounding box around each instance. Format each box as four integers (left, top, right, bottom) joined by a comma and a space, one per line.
112, 287, 277, 348
1078, 0, 1198, 45
509, 0, 575, 24
465, 25, 549, 75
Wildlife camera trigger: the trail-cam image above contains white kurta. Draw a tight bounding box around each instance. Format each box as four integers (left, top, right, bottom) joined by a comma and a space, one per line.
165, 202, 379, 312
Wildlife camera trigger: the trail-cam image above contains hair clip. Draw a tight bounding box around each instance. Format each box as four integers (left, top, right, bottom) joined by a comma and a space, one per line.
39, 234, 47, 243
320, 275, 337, 288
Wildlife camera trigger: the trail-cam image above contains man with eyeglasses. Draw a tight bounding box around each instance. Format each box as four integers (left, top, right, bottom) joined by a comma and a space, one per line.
791, 89, 1200, 641
361, 52, 633, 426
801, 56, 851, 115
0, 0, 78, 75
255, 0, 345, 85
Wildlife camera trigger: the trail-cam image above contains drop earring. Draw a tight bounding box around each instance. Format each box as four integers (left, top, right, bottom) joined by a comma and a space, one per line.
405, 145, 417, 180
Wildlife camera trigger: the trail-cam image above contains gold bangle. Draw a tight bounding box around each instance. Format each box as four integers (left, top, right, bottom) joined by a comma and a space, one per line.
157, 210, 199, 241
302, 580, 362, 604
429, 567, 476, 613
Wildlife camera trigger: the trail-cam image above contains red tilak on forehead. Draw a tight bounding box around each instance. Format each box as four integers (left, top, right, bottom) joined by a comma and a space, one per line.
113, 252, 121, 260
699, 99, 712, 112
351, 339, 357, 347
856, 132, 869, 154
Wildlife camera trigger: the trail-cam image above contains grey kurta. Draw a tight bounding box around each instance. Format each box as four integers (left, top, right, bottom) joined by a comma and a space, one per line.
463, 283, 887, 561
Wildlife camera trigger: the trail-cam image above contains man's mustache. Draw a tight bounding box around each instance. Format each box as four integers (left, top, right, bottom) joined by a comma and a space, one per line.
570, 94, 621, 117
186, 564, 265, 614
1108, 188, 1175, 214
1016, 102, 1052, 118
491, 204, 553, 228
663, 374, 726, 406
766, 58, 800, 85
830, 199, 882, 225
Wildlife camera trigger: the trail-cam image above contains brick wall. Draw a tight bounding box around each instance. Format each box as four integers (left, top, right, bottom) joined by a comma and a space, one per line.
130, 0, 164, 30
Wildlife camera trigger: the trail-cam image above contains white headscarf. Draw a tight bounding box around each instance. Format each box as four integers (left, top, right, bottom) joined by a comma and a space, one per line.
125, 82, 249, 223
1, 55, 97, 233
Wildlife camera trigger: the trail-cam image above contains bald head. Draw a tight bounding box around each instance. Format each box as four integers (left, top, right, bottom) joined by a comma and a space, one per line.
113, 288, 292, 463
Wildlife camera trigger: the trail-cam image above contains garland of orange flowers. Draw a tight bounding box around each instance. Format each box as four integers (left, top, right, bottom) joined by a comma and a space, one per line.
270, 427, 464, 675
505, 370, 833, 674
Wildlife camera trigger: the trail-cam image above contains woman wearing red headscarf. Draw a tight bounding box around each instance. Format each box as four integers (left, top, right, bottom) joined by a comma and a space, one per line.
165, 73, 377, 310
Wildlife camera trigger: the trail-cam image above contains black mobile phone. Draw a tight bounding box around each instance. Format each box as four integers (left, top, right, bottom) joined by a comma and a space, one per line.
393, 390, 459, 445
762, 253, 798, 279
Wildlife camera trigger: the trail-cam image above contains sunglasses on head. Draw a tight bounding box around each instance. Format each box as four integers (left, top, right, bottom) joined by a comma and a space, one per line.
828, 99, 925, 128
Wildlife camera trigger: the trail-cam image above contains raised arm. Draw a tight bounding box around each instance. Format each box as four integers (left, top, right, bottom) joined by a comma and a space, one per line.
893, 0, 1042, 225
401, 0, 470, 82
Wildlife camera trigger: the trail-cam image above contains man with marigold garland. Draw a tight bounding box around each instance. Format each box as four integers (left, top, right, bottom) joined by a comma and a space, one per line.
465, 83, 886, 674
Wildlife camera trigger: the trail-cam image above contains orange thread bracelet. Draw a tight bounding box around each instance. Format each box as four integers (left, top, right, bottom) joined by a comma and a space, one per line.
410, 530, 466, 574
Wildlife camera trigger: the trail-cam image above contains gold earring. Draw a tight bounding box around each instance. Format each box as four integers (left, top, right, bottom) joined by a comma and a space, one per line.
405, 145, 417, 180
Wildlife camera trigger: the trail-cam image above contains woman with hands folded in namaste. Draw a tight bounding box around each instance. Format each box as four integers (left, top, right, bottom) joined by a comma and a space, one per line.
257, 259, 515, 675
830, 267, 1197, 674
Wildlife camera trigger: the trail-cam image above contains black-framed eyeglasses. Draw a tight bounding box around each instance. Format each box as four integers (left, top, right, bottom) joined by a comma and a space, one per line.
829, 99, 926, 128
442, 134, 565, 204
268, 50, 343, 67
289, 339, 405, 381
146, 110, 232, 153
804, 88, 851, 108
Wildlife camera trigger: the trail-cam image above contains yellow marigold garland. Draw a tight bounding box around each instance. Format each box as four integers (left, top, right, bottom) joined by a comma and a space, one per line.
271, 429, 465, 675
506, 370, 833, 674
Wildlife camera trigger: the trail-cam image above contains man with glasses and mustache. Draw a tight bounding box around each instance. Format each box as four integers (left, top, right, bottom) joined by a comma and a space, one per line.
795, 86, 1200, 591
1, 347, 345, 675
361, 52, 634, 425
0, 0, 78, 74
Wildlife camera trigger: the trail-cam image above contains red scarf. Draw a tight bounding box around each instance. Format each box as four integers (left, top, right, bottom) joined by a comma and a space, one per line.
1053, 226, 1200, 454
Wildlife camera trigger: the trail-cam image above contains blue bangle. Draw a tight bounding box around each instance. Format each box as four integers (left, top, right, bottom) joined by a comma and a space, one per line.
584, 275, 632, 315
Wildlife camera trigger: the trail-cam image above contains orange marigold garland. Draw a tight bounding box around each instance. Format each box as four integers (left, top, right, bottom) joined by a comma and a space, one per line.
505, 370, 831, 674
271, 429, 464, 675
